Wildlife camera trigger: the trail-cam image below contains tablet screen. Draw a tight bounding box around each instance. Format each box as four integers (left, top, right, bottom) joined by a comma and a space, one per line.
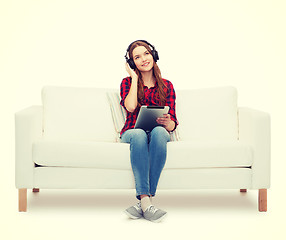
134, 105, 170, 132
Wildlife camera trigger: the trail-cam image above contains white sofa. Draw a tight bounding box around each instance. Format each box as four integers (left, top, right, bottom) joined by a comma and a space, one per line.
15, 86, 271, 212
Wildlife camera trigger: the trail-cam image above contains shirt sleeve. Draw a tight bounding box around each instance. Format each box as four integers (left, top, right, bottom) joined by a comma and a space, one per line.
166, 80, 179, 131
120, 77, 131, 111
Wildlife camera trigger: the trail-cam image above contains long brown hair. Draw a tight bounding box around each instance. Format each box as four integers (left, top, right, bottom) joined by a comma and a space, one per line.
128, 41, 167, 107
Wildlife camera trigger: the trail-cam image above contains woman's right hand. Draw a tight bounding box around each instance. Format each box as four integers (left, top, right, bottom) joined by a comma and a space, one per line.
124, 62, 139, 112
125, 62, 138, 80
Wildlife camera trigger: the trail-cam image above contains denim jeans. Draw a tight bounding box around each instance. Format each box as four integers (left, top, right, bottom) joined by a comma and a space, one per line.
120, 126, 171, 200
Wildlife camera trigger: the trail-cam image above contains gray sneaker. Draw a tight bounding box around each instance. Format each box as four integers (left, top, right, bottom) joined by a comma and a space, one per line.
124, 202, 143, 219
143, 205, 167, 223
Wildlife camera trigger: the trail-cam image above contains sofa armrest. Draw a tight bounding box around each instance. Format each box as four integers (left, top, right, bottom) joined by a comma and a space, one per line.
238, 107, 271, 189
15, 106, 43, 189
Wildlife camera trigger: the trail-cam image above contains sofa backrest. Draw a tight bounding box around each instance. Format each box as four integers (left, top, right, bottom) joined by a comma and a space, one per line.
42, 86, 117, 142
175, 86, 238, 141
42, 85, 238, 142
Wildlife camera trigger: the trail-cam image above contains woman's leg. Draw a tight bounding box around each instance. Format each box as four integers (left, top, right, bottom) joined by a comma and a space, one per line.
120, 129, 150, 200
148, 126, 170, 197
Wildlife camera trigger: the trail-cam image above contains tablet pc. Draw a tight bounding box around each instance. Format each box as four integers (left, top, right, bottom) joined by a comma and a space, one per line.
134, 105, 170, 132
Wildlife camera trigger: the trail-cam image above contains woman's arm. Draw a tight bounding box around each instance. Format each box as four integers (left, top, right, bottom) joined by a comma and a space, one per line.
162, 80, 178, 132
123, 63, 138, 113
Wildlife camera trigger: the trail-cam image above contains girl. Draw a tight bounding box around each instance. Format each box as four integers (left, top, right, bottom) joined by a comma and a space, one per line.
120, 40, 178, 222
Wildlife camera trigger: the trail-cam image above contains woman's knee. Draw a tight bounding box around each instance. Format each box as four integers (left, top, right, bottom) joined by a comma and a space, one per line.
129, 129, 148, 143
150, 126, 170, 142
121, 129, 148, 144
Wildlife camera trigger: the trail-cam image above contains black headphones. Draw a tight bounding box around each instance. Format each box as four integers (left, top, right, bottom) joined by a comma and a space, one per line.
124, 40, 159, 70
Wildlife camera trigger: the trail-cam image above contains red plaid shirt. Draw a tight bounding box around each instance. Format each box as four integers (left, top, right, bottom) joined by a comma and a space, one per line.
120, 77, 178, 136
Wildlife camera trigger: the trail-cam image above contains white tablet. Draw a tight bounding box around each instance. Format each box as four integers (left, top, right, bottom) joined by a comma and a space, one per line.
134, 105, 170, 132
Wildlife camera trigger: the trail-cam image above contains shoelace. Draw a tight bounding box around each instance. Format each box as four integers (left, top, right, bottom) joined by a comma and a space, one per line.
134, 202, 141, 211
147, 205, 158, 214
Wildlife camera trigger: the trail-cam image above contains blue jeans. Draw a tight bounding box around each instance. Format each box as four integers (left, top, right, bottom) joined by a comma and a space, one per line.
120, 126, 171, 200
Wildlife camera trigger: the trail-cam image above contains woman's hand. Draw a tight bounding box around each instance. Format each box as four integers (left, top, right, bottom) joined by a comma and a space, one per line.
125, 62, 138, 79
123, 62, 139, 112
156, 114, 175, 132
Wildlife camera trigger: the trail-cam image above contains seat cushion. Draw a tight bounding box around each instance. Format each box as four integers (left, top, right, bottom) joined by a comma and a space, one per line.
33, 140, 131, 169
165, 141, 253, 169
33, 140, 253, 169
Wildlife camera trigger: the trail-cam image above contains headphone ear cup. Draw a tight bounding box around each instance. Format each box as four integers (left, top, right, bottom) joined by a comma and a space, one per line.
127, 59, 136, 70
152, 50, 159, 62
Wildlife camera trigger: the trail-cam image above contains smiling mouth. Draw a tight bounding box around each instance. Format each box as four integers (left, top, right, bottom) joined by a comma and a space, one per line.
142, 62, 149, 67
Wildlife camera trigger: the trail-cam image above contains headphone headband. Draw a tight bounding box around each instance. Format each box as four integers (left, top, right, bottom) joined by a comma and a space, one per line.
126, 40, 155, 55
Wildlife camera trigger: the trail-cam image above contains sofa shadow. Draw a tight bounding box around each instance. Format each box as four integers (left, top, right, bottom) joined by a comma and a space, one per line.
155, 190, 258, 212
26, 189, 257, 213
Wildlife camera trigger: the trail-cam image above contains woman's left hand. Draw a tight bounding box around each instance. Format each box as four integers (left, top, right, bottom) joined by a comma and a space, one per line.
157, 114, 172, 128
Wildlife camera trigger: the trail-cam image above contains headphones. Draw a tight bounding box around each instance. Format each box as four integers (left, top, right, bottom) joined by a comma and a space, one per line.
124, 40, 159, 70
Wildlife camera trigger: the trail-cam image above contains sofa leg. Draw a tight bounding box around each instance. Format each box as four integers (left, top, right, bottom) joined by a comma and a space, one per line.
259, 189, 267, 212
240, 189, 247, 192
33, 188, 40, 193
19, 189, 27, 212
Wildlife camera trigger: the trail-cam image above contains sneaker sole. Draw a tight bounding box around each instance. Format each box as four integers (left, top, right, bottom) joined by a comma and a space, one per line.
147, 212, 167, 223
124, 210, 142, 219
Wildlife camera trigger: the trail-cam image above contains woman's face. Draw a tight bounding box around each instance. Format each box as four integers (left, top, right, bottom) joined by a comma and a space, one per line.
132, 46, 154, 72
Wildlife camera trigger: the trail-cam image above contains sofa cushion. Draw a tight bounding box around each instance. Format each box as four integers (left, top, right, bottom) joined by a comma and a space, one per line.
33, 140, 131, 169
42, 86, 117, 142
176, 86, 238, 141
106, 91, 127, 142
165, 141, 253, 169
33, 140, 253, 169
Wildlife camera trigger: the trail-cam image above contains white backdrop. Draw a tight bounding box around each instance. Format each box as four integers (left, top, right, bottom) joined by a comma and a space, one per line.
1, 0, 285, 239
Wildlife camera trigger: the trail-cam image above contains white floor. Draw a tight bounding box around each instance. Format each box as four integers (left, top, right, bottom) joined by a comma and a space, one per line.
1, 186, 285, 240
